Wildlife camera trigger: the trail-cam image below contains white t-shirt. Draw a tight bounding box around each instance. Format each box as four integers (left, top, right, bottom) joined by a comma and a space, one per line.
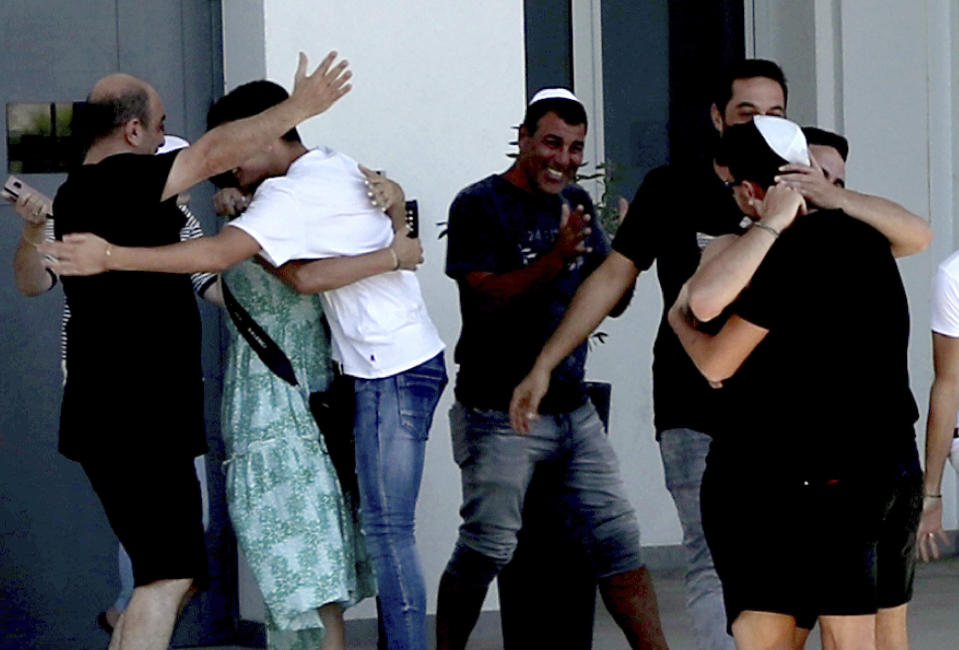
930, 249, 959, 427
228, 148, 444, 379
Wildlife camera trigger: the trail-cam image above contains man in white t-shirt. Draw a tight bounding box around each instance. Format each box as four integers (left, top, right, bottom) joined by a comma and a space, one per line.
918, 251, 959, 561
43, 79, 447, 649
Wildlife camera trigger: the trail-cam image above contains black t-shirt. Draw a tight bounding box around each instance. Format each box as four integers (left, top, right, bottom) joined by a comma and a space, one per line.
445, 174, 609, 412
713, 210, 919, 481
612, 160, 747, 435
53, 152, 206, 462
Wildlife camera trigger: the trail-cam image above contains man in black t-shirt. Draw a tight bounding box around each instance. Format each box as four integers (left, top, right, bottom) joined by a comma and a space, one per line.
48, 56, 351, 650
668, 116, 922, 649
511, 61, 932, 649
511, 60, 788, 650
438, 89, 668, 650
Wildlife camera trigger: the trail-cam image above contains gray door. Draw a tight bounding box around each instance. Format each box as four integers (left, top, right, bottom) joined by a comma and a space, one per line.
0, 2, 233, 648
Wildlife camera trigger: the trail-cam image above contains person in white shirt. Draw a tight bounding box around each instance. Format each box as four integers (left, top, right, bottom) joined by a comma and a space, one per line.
918, 250, 959, 561
42, 79, 446, 650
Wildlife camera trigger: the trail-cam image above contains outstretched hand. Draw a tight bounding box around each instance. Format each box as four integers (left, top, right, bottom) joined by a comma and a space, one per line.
290, 51, 352, 119
38, 233, 111, 275
509, 367, 551, 434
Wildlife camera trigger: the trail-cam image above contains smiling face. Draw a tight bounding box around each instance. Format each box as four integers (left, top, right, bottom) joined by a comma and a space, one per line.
712, 76, 787, 133
512, 111, 586, 194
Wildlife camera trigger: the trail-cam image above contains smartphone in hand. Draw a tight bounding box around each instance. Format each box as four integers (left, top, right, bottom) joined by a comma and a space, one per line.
3, 175, 53, 217
405, 200, 419, 238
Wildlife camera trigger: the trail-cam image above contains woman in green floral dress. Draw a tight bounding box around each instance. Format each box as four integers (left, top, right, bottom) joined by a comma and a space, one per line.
220, 257, 375, 650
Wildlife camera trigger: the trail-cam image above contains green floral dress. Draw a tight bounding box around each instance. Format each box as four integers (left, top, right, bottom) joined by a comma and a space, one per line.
220, 260, 375, 650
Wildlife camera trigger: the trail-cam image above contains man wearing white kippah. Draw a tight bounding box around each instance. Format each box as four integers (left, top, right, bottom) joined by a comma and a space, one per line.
668, 117, 922, 650
438, 88, 668, 650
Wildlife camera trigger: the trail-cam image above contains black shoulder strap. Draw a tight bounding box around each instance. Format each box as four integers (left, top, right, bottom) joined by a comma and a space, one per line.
221, 278, 299, 387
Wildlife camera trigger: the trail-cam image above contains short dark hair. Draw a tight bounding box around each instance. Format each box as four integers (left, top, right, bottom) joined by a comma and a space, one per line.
712, 59, 788, 115
79, 87, 151, 143
718, 120, 788, 190
521, 96, 587, 135
802, 126, 849, 161
207, 80, 301, 143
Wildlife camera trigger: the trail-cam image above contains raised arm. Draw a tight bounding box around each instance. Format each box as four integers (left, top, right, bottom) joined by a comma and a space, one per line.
686, 184, 805, 322
509, 250, 638, 432
9, 189, 56, 296
162, 51, 352, 201
777, 157, 931, 257
667, 285, 768, 383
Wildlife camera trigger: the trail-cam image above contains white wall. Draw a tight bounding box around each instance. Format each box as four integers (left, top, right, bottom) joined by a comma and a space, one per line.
752, 0, 959, 528
222, 0, 528, 619
222, 0, 959, 624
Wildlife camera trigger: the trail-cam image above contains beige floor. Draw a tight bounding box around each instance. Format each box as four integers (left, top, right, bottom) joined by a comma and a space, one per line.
191, 556, 959, 649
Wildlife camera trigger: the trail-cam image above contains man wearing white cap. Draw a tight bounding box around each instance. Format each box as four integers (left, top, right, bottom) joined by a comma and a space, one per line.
511, 60, 930, 650
438, 88, 668, 649
668, 116, 922, 649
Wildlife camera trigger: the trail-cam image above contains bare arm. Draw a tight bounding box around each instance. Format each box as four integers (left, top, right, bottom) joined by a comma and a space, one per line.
41, 226, 262, 275
777, 160, 931, 257
686, 184, 805, 322
509, 251, 639, 432
268, 231, 422, 294
667, 288, 768, 383
831, 190, 931, 257
10, 191, 56, 296
14, 223, 54, 296
162, 51, 352, 201
918, 332, 959, 560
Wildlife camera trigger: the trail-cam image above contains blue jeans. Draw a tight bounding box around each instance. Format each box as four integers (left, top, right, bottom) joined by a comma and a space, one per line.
448, 400, 642, 579
353, 353, 447, 650
659, 427, 735, 650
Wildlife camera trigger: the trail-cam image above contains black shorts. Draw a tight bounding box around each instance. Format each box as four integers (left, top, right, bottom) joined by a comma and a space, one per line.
702, 452, 922, 631
82, 454, 208, 587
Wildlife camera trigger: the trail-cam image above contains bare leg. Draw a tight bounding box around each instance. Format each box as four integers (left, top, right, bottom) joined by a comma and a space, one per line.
793, 625, 812, 649
731, 611, 796, 650
111, 578, 193, 650
318, 602, 345, 650
819, 614, 876, 650
875, 604, 908, 650
597, 565, 670, 649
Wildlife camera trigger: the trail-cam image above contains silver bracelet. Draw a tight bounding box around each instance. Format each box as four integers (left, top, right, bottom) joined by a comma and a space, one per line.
751, 221, 780, 238
388, 247, 399, 270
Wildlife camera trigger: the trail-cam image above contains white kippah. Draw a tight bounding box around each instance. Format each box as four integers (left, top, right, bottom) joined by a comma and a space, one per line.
529, 87, 582, 106
753, 115, 809, 166
158, 134, 190, 154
